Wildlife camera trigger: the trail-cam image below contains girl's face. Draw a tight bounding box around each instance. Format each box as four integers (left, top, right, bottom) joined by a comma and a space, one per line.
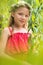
12, 7, 30, 28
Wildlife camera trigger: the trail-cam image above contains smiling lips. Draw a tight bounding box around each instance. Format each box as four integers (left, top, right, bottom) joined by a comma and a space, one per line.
19, 20, 25, 23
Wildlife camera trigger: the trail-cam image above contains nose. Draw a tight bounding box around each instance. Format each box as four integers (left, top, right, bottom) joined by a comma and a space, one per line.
22, 15, 26, 20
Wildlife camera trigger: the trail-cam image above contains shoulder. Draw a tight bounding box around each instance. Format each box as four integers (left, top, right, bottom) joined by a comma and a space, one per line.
3, 27, 9, 32
2, 27, 11, 36
3, 27, 9, 31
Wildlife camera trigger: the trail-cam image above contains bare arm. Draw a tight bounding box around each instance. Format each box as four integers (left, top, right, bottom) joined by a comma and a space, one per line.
0, 28, 10, 54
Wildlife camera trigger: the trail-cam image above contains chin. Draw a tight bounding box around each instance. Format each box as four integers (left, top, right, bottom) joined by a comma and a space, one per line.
20, 24, 24, 27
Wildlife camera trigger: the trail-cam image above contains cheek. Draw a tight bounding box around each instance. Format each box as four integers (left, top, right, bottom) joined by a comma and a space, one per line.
14, 15, 19, 22
15, 15, 21, 20
26, 18, 29, 22
17, 15, 22, 19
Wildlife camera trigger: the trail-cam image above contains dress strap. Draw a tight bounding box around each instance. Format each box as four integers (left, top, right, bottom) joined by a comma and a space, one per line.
27, 32, 31, 38
8, 27, 12, 35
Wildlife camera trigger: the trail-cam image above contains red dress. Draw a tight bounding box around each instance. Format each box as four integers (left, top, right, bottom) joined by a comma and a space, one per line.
5, 28, 30, 55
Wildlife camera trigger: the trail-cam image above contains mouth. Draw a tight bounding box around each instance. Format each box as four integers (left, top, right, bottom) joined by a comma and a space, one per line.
19, 20, 25, 23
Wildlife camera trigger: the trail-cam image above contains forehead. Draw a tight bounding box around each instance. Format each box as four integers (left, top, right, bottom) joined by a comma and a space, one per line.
15, 7, 29, 14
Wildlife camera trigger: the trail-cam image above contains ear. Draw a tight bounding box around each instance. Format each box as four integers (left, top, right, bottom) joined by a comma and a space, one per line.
11, 12, 15, 17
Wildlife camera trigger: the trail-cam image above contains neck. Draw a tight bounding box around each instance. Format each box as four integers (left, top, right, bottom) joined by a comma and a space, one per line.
14, 24, 23, 29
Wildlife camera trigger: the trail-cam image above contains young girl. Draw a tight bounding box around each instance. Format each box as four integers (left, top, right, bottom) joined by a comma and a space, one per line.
0, 1, 32, 56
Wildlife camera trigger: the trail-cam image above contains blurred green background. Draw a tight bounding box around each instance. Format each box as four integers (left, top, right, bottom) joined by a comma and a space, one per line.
0, 0, 43, 65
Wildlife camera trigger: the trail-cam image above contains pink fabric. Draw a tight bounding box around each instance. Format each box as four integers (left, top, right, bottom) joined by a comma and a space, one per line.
5, 28, 30, 54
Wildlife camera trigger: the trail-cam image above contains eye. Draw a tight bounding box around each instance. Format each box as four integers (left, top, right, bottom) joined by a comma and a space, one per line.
25, 15, 29, 17
18, 13, 23, 16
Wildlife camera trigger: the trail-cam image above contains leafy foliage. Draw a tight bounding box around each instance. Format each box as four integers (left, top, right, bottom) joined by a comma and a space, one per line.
0, 0, 43, 52
0, 0, 43, 65
24, 0, 43, 54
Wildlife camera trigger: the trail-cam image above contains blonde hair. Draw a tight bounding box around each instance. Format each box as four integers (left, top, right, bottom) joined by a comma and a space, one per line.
9, 1, 32, 31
